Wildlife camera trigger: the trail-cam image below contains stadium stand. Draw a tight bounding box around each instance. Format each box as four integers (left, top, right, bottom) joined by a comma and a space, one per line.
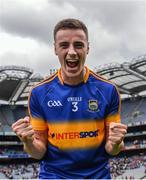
0, 55, 146, 179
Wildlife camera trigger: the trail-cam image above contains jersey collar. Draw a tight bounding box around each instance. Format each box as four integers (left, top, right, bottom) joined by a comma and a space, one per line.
58, 66, 89, 85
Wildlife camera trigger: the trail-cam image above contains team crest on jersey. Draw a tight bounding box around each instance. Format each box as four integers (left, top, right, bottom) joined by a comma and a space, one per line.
88, 100, 98, 112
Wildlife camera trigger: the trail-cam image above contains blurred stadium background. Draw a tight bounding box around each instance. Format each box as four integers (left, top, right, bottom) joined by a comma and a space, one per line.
0, 54, 146, 179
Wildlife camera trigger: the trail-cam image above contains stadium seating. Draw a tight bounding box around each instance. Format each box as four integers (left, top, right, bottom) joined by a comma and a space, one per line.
0, 55, 146, 179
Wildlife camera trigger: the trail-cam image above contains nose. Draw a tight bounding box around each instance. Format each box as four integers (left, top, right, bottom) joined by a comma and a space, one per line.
68, 45, 77, 55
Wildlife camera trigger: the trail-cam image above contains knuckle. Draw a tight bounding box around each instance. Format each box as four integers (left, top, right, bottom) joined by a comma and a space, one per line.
22, 133, 26, 138
17, 132, 21, 137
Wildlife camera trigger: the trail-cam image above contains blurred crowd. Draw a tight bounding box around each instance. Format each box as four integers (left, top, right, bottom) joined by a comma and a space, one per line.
0, 155, 146, 179
0, 162, 38, 179
110, 155, 146, 179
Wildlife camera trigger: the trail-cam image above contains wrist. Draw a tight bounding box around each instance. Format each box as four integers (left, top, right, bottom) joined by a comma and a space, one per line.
105, 141, 124, 155
22, 136, 34, 147
23, 137, 35, 153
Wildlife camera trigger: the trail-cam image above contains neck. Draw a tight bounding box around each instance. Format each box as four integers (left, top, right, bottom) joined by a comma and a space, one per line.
61, 68, 85, 85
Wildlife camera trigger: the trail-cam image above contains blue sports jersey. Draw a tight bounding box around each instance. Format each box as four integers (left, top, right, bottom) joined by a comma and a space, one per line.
28, 66, 121, 179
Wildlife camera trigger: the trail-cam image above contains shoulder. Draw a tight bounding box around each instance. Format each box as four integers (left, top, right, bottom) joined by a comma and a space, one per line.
33, 72, 58, 89
89, 69, 115, 86
30, 72, 58, 94
88, 69, 120, 95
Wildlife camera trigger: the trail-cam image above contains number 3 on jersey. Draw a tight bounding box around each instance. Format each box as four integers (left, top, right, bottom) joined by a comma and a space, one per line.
72, 102, 78, 112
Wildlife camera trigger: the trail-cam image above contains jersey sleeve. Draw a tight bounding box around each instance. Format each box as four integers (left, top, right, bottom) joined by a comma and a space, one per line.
28, 88, 48, 131
105, 85, 121, 126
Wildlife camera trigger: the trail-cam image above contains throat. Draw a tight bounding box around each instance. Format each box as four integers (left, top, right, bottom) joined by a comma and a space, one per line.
64, 77, 84, 85
61, 69, 85, 85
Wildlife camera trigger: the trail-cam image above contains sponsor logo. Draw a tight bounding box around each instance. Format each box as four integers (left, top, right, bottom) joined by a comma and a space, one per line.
47, 100, 63, 107
88, 100, 98, 112
49, 129, 99, 140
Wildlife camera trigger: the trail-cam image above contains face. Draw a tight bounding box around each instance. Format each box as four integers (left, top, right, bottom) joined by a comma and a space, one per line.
54, 29, 89, 84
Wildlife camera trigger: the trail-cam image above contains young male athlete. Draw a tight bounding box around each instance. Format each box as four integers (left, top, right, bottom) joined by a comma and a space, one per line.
12, 18, 127, 179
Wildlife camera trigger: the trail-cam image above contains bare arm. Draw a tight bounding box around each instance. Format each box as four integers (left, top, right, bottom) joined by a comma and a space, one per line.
12, 117, 47, 159
23, 130, 47, 159
105, 122, 127, 155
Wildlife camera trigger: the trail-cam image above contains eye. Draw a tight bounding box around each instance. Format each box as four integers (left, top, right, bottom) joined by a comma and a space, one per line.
59, 42, 69, 49
74, 42, 84, 49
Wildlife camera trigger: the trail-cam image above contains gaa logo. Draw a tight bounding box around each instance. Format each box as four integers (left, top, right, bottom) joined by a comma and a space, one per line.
48, 100, 63, 107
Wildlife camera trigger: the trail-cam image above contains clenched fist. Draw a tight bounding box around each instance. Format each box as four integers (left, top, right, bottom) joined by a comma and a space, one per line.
12, 116, 34, 143
105, 122, 127, 155
108, 122, 127, 145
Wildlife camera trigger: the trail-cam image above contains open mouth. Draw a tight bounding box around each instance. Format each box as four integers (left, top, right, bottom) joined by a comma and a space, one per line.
66, 60, 79, 68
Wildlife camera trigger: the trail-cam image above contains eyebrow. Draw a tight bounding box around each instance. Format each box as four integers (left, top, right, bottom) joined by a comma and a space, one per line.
58, 41, 85, 45
59, 42, 69, 45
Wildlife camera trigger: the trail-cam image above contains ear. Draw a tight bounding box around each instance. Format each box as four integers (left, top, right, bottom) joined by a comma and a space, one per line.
54, 42, 58, 55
